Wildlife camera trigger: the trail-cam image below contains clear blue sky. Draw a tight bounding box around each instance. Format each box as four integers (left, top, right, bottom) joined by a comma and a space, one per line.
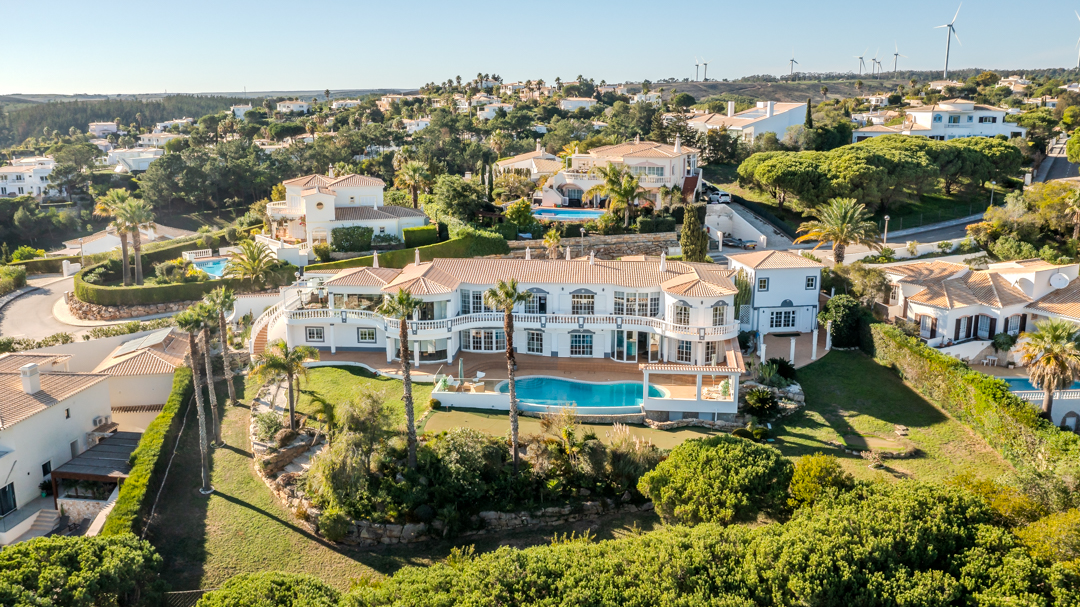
8, 0, 1080, 95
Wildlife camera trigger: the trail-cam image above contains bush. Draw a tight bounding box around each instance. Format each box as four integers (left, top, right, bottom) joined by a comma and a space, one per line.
303, 233, 508, 272
744, 387, 779, 417
102, 368, 193, 536
818, 294, 867, 348
403, 225, 439, 248
318, 507, 350, 542
428, 398, 441, 410
196, 572, 340, 607
1015, 508, 1080, 562
254, 411, 284, 441
788, 452, 854, 507
331, 226, 374, 252
10, 245, 44, 262
0, 534, 165, 607
0, 265, 27, 297
85, 318, 175, 340
313, 243, 332, 263
731, 428, 755, 439
764, 357, 797, 380
9, 254, 80, 274
75, 261, 297, 306
637, 434, 793, 525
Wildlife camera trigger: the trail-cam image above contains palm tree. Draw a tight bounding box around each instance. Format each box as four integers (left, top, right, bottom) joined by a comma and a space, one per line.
657, 185, 683, 213
585, 164, 649, 228
115, 198, 155, 285
1019, 318, 1080, 420
855, 80, 864, 93
94, 189, 133, 287
394, 161, 432, 209
251, 339, 319, 431
794, 197, 881, 265
205, 287, 238, 406
484, 280, 532, 474
189, 302, 224, 446
821, 85, 829, 99
175, 308, 213, 494
377, 289, 423, 469
225, 240, 275, 287
1066, 188, 1080, 240
543, 228, 562, 259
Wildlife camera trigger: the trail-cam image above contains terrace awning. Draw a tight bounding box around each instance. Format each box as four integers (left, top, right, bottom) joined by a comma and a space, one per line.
51, 431, 141, 508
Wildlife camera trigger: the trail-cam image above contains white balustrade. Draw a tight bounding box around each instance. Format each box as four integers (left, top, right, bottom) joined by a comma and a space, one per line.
181, 249, 213, 261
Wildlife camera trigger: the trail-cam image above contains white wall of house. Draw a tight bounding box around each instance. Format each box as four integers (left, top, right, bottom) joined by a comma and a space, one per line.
107, 374, 175, 408
728, 263, 821, 334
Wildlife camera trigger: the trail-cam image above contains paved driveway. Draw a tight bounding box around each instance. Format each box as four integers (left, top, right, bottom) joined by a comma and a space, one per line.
0, 277, 81, 340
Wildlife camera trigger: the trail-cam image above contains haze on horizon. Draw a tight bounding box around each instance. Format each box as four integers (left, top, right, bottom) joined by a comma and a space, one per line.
7, 0, 1080, 96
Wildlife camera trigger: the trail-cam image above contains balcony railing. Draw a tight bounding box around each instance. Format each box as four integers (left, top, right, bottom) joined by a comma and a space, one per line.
266, 201, 304, 216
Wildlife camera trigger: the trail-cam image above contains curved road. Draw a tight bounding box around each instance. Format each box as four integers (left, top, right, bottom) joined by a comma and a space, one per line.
0, 277, 81, 340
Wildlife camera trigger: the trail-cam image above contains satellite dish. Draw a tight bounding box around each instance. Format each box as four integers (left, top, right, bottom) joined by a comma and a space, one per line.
1050, 273, 1070, 289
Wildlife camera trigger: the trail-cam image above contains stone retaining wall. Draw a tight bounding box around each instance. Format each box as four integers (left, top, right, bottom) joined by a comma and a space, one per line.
499, 232, 679, 260
68, 298, 194, 321
520, 410, 645, 424
644, 417, 743, 431
58, 496, 108, 523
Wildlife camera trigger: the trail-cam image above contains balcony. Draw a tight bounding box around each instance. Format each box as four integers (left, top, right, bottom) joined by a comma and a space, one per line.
266, 201, 304, 217
944, 122, 970, 128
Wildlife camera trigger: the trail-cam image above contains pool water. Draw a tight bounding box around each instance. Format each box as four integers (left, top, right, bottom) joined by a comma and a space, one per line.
194, 259, 228, 278
498, 376, 661, 408
531, 208, 605, 221
1002, 377, 1080, 392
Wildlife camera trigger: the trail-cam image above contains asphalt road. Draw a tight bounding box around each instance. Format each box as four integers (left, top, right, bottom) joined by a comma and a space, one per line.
0, 277, 78, 340
886, 222, 974, 246
1044, 144, 1080, 182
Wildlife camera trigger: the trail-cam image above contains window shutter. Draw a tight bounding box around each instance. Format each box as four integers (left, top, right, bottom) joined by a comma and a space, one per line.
1019, 314, 1027, 333
988, 317, 997, 336
954, 318, 962, 341
929, 317, 937, 339
965, 316, 973, 340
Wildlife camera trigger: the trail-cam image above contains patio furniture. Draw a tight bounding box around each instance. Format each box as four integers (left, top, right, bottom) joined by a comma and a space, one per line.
470, 383, 487, 394
985, 356, 997, 367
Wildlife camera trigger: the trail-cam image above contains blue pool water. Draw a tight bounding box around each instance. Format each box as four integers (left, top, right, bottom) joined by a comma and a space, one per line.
194, 259, 228, 278
1003, 377, 1080, 392
531, 208, 605, 221
499, 376, 662, 409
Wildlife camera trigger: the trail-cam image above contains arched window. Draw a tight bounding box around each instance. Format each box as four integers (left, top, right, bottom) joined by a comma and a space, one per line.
781, 299, 794, 307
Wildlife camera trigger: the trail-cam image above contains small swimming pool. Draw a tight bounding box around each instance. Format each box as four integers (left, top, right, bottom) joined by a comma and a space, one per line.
497, 376, 661, 412
1002, 377, 1080, 392
194, 258, 229, 279
531, 208, 605, 221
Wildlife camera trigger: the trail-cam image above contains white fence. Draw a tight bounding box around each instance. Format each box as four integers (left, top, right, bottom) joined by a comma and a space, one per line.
181, 249, 213, 261
843, 237, 968, 264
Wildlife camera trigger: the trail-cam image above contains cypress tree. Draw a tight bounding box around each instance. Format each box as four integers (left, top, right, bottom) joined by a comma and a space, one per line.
804, 98, 813, 129
487, 164, 495, 202
680, 205, 708, 263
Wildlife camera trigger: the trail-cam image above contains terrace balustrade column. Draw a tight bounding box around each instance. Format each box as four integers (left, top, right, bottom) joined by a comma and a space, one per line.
696, 374, 703, 401
414, 342, 420, 368
385, 339, 394, 363
825, 321, 833, 351
789, 337, 796, 364
643, 370, 650, 407
811, 328, 819, 360
329, 324, 336, 355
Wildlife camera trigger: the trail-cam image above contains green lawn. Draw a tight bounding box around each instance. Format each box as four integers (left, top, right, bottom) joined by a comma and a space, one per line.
293, 365, 436, 428
771, 350, 1011, 483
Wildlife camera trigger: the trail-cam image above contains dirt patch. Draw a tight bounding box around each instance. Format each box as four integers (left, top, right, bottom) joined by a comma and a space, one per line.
842, 434, 906, 452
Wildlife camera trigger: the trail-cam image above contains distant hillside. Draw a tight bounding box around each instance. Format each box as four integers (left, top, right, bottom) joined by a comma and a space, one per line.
668, 79, 912, 103
0, 95, 41, 113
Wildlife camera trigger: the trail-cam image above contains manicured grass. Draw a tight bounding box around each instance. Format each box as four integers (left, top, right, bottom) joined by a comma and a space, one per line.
771, 350, 1011, 483
293, 365, 435, 428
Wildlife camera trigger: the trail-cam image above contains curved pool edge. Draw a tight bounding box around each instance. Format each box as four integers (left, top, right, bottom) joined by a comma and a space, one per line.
494, 375, 670, 401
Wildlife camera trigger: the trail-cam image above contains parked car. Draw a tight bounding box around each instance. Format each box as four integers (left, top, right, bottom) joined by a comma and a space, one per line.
723, 236, 757, 250
708, 191, 732, 204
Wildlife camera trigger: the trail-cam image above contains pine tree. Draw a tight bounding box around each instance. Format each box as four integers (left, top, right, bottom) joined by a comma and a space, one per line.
0, 243, 8, 264
804, 98, 813, 129
487, 164, 495, 202
680, 206, 708, 262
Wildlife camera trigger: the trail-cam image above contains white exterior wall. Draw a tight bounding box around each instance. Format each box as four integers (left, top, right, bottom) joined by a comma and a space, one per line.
728, 263, 821, 334
107, 374, 175, 408
559, 98, 597, 111
88, 123, 118, 137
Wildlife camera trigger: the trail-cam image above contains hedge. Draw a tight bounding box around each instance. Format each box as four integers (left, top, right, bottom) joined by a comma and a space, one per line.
402, 225, 439, 248
863, 323, 1080, 484
101, 367, 194, 536
0, 265, 27, 297
304, 232, 509, 271
331, 226, 374, 252
74, 261, 297, 306
10, 255, 80, 274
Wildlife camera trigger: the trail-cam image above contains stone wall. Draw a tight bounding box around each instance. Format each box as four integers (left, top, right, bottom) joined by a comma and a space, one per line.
68, 298, 194, 321
520, 410, 645, 424
57, 496, 107, 523
496, 232, 679, 260
644, 417, 744, 431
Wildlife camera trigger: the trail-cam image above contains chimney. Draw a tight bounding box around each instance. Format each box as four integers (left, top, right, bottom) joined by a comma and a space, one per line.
659, 252, 667, 273
589, 250, 595, 265
373, 249, 379, 268
328, 163, 335, 178
536, 140, 542, 152
634, 134, 640, 144
565, 246, 571, 261
414, 248, 421, 266
525, 247, 531, 260
727, 101, 735, 117
766, 101, 775, 117
19, 363, 41, 395
673, 135, 682, 154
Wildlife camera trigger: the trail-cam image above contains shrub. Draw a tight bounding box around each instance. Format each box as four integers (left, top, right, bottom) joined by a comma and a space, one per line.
303, 233, 508, 272
818, 294, 867, 348
10, 254, 83, 274
637, 434, 793, 525
372, 233, 402, 245
1015, 508, 1080, 562
0, 534, 165, 607
254, 411, 284, 441
788, 452, 855, 507
744, 387, 779, 417
992, 331, 1018, 354
102, 368, 193, 536
318, 507, 350, 542
75, 261, 297, 306
765, 357, 797, 380
196, 572, 340, 607
331, 226, 374, 252
313, 243, 331, 263
0, 265, 27, 297
731, 428, 755, 439
85, 318, 175, 340
10, 245, 44, 262
403, 225, 439, 248
428, 398, 441, 410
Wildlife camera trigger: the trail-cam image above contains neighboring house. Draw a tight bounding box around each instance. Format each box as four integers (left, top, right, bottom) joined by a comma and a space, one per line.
500, 82, 526, 95
863, 95, 889, 107
153, 117, 193, 133
57, 223, 195, 256
852, 99, 1026, 142
254, 139, 287, 152
495, 142, 561, 181
97, 148, 165, 173
0, 157, 56, 198
559, 97, 597, 111
265, 170, 428, 249
686, 101, 806, 142
726, 250, 825, 335
376, 94, 422, 111
402, 117, 431, 134
92, 328, 186, 431
456, 93, 498, 112
331, 99, 362, 110
477, 103, 514, 120
277, 100, 310, 114
520, 86, 555, 101
928, 80, 964, 91
852, 110, 900, 126
89, 138, 114, 153
1060, 83, 1080, 94
998, 75, 1030, 94
138, 133, 185, 148
631, 92, 661, 105
592, 120, 608, 130
1024, 96, 1057, 108
87, 122, 119, 137
541, 137, 701, 207
0, 355, 110, 545
231, 104, 252, 119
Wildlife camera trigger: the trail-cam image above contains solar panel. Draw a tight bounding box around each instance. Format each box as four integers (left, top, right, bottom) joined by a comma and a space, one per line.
112, 328, 173, 357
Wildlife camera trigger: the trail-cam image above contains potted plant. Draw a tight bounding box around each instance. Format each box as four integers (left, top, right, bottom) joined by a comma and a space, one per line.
38, 480, 52, 497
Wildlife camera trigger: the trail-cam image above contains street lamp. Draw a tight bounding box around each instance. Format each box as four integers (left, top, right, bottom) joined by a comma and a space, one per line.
79, 238, 84, 268
990, 181, 997, 206
882, 215, 890, 245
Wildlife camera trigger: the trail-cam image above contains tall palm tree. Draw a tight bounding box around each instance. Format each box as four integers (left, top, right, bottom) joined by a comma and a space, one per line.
225, 240, 275, 287
657, 184, 683, 213
189, 302, 224, 446
794, 197, 881, 265
115, 198, 155, 285
204, 287, 238, 405
175, 308, 213, 494
378, 289, 423, 469
1019, 318, 1080, 420
251, 339, 319, 432
1066, 188, 1080, 240
585, 164, 649, 228
821, 85, 828, 99
485, 280, 532, 474
94, 189, 133, 287
543, 228, 562, 259
394, 161, 432, 209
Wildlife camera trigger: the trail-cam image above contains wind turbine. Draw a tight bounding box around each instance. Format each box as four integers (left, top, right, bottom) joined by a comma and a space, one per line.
935, 4, 962, 79
871, 49, 883, 77
702, 59, 712, 81
892, 42, 907, 72
789, 50, 799, 76
1074, 11, 1080, 69
855, 48, 867, 76
694, 57, 700, 81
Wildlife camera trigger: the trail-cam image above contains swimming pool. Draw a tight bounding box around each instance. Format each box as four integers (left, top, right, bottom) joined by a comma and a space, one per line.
1002, 377, 1080, 392
531, 208, 605, 221
497, 376, 662, 412
194, 258, 229, 278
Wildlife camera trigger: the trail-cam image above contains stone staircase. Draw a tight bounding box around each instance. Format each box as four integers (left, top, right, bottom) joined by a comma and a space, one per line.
282, 442, 326, 475
252, 324, 268, 356
14, 509, 60, 543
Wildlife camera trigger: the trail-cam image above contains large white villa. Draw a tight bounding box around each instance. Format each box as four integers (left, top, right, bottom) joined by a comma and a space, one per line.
685, 101, 806, 143
539, 137, 701, 207
0, 157, 57, 198
853, 99, 1026, 142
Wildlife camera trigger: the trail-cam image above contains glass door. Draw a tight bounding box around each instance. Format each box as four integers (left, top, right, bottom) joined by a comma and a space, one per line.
649, 333, 661, 362
614, 331, 638, 362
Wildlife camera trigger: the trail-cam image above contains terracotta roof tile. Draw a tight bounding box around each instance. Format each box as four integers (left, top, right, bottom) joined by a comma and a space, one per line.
1026, 278, 1080, 320
0, 372, 109, 429
726, 250, 824, 270
0, 353, 71, 372
325, 267, 402, 287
